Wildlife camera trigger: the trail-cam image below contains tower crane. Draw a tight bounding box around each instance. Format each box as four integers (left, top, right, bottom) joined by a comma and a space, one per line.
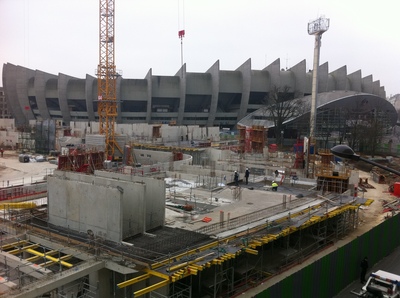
97, 0, 122, 160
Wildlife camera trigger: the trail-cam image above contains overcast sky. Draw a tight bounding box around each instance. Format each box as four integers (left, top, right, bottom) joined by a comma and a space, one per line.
1, 0, 399, 97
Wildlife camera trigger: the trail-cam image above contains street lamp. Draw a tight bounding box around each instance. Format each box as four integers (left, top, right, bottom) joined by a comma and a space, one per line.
330, 145, 400, 176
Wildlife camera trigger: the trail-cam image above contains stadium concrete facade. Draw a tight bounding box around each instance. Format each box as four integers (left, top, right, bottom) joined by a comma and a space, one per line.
2, 59, 391, 129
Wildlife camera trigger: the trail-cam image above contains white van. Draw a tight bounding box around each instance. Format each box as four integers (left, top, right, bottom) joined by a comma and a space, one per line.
361, 270, 400, 297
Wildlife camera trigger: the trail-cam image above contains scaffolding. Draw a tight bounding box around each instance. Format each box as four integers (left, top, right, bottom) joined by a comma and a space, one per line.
293, 139, 305, 169
237, 125, 266, 154
315, 148, 352, 194
35, 120, 56, 154
17, 126, 35, 152
250, 125, 266, 153
57, 150, 105, 173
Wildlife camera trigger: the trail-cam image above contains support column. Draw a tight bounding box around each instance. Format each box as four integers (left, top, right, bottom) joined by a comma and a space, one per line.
90, 268, 111, 298
309, 34, 322, 141
206, 61, 220, 127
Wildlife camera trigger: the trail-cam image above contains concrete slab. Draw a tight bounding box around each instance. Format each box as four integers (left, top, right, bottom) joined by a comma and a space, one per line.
165, 179, 319, 232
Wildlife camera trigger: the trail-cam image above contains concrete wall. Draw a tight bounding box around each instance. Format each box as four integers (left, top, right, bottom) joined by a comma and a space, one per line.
0, 119, 17, 148
134, 149, 173, 165
136, 149, 190, 163
48, 170, 166, 243
95, 170, 166, 232
141, 157, 192, 173
206, 148, 233, 162
70, 122, 220, 144
0, 131, 18, 148
0, 119, 15, 130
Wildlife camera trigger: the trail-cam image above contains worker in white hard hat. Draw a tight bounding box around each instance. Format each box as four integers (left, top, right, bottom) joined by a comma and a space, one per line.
271, 181, 278, 191
234, 170, 239, 186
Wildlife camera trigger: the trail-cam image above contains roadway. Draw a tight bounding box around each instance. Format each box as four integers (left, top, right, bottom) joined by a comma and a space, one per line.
0, 152, 56, 187
334, 245, 400, 297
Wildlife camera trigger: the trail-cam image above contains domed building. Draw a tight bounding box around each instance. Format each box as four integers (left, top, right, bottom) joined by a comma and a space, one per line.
238, 90, 397, 149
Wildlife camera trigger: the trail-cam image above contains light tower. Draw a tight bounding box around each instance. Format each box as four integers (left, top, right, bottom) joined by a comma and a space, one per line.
307, 16, 330, 143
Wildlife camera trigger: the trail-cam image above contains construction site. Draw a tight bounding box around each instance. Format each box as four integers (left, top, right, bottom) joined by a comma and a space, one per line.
1, 121, 396, 298
1, 1, 400, 297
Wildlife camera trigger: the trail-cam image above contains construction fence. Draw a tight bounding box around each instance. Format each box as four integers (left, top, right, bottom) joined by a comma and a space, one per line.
255, 213, 400, 297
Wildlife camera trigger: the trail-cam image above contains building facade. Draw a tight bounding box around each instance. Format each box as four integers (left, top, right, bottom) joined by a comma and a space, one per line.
0, 87, 12, 119
2, 59, 388, 128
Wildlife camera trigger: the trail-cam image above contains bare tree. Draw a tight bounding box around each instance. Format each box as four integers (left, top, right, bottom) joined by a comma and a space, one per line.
345, 108, 389, 156
360, 109, 387, 156
346, 118, 364, 150
263, 85, 305, 144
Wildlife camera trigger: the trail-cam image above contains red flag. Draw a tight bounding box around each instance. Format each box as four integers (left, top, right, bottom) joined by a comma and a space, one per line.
178, 30, 185, 38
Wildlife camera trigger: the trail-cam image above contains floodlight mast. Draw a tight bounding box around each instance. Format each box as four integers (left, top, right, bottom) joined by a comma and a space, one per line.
307, 16, 330, 143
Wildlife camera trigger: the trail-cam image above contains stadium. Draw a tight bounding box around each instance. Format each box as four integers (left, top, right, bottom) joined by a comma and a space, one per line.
3, 59, 395, 136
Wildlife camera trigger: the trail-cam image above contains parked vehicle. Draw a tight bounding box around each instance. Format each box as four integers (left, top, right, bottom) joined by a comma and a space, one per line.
352, 270, 400, 297
18, 154, 29, 163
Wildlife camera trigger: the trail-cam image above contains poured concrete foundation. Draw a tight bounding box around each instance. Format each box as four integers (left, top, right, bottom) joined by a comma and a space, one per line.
47, 170, 165, 242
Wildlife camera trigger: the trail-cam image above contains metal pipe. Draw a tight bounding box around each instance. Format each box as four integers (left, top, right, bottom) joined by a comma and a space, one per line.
331, 144, 400, 176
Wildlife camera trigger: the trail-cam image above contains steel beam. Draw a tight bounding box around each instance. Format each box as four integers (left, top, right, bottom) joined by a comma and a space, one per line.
117, 273, 150, 288
7, 244, 40, 255
134, 279, 170, 297
25, 248, 73, 268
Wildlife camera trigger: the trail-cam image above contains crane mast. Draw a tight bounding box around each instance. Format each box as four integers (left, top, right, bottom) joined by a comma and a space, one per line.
97, 0, 121, 159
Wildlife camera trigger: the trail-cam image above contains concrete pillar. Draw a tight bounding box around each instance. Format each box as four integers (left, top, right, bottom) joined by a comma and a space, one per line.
236, 59, 251, 121
116, 76, 122, 124
90, 268, 111, 298
206, 60, 220, 127
85, 74, 96, 122
34, 70, 53, 119
58, 73, 72, 125
145, 69, 153, 123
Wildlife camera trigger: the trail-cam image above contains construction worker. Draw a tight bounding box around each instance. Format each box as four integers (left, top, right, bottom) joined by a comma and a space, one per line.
234, 171, 239, 186
360, 256, 369, 283
271, 181, 278, 191
245, 168, 250, 185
